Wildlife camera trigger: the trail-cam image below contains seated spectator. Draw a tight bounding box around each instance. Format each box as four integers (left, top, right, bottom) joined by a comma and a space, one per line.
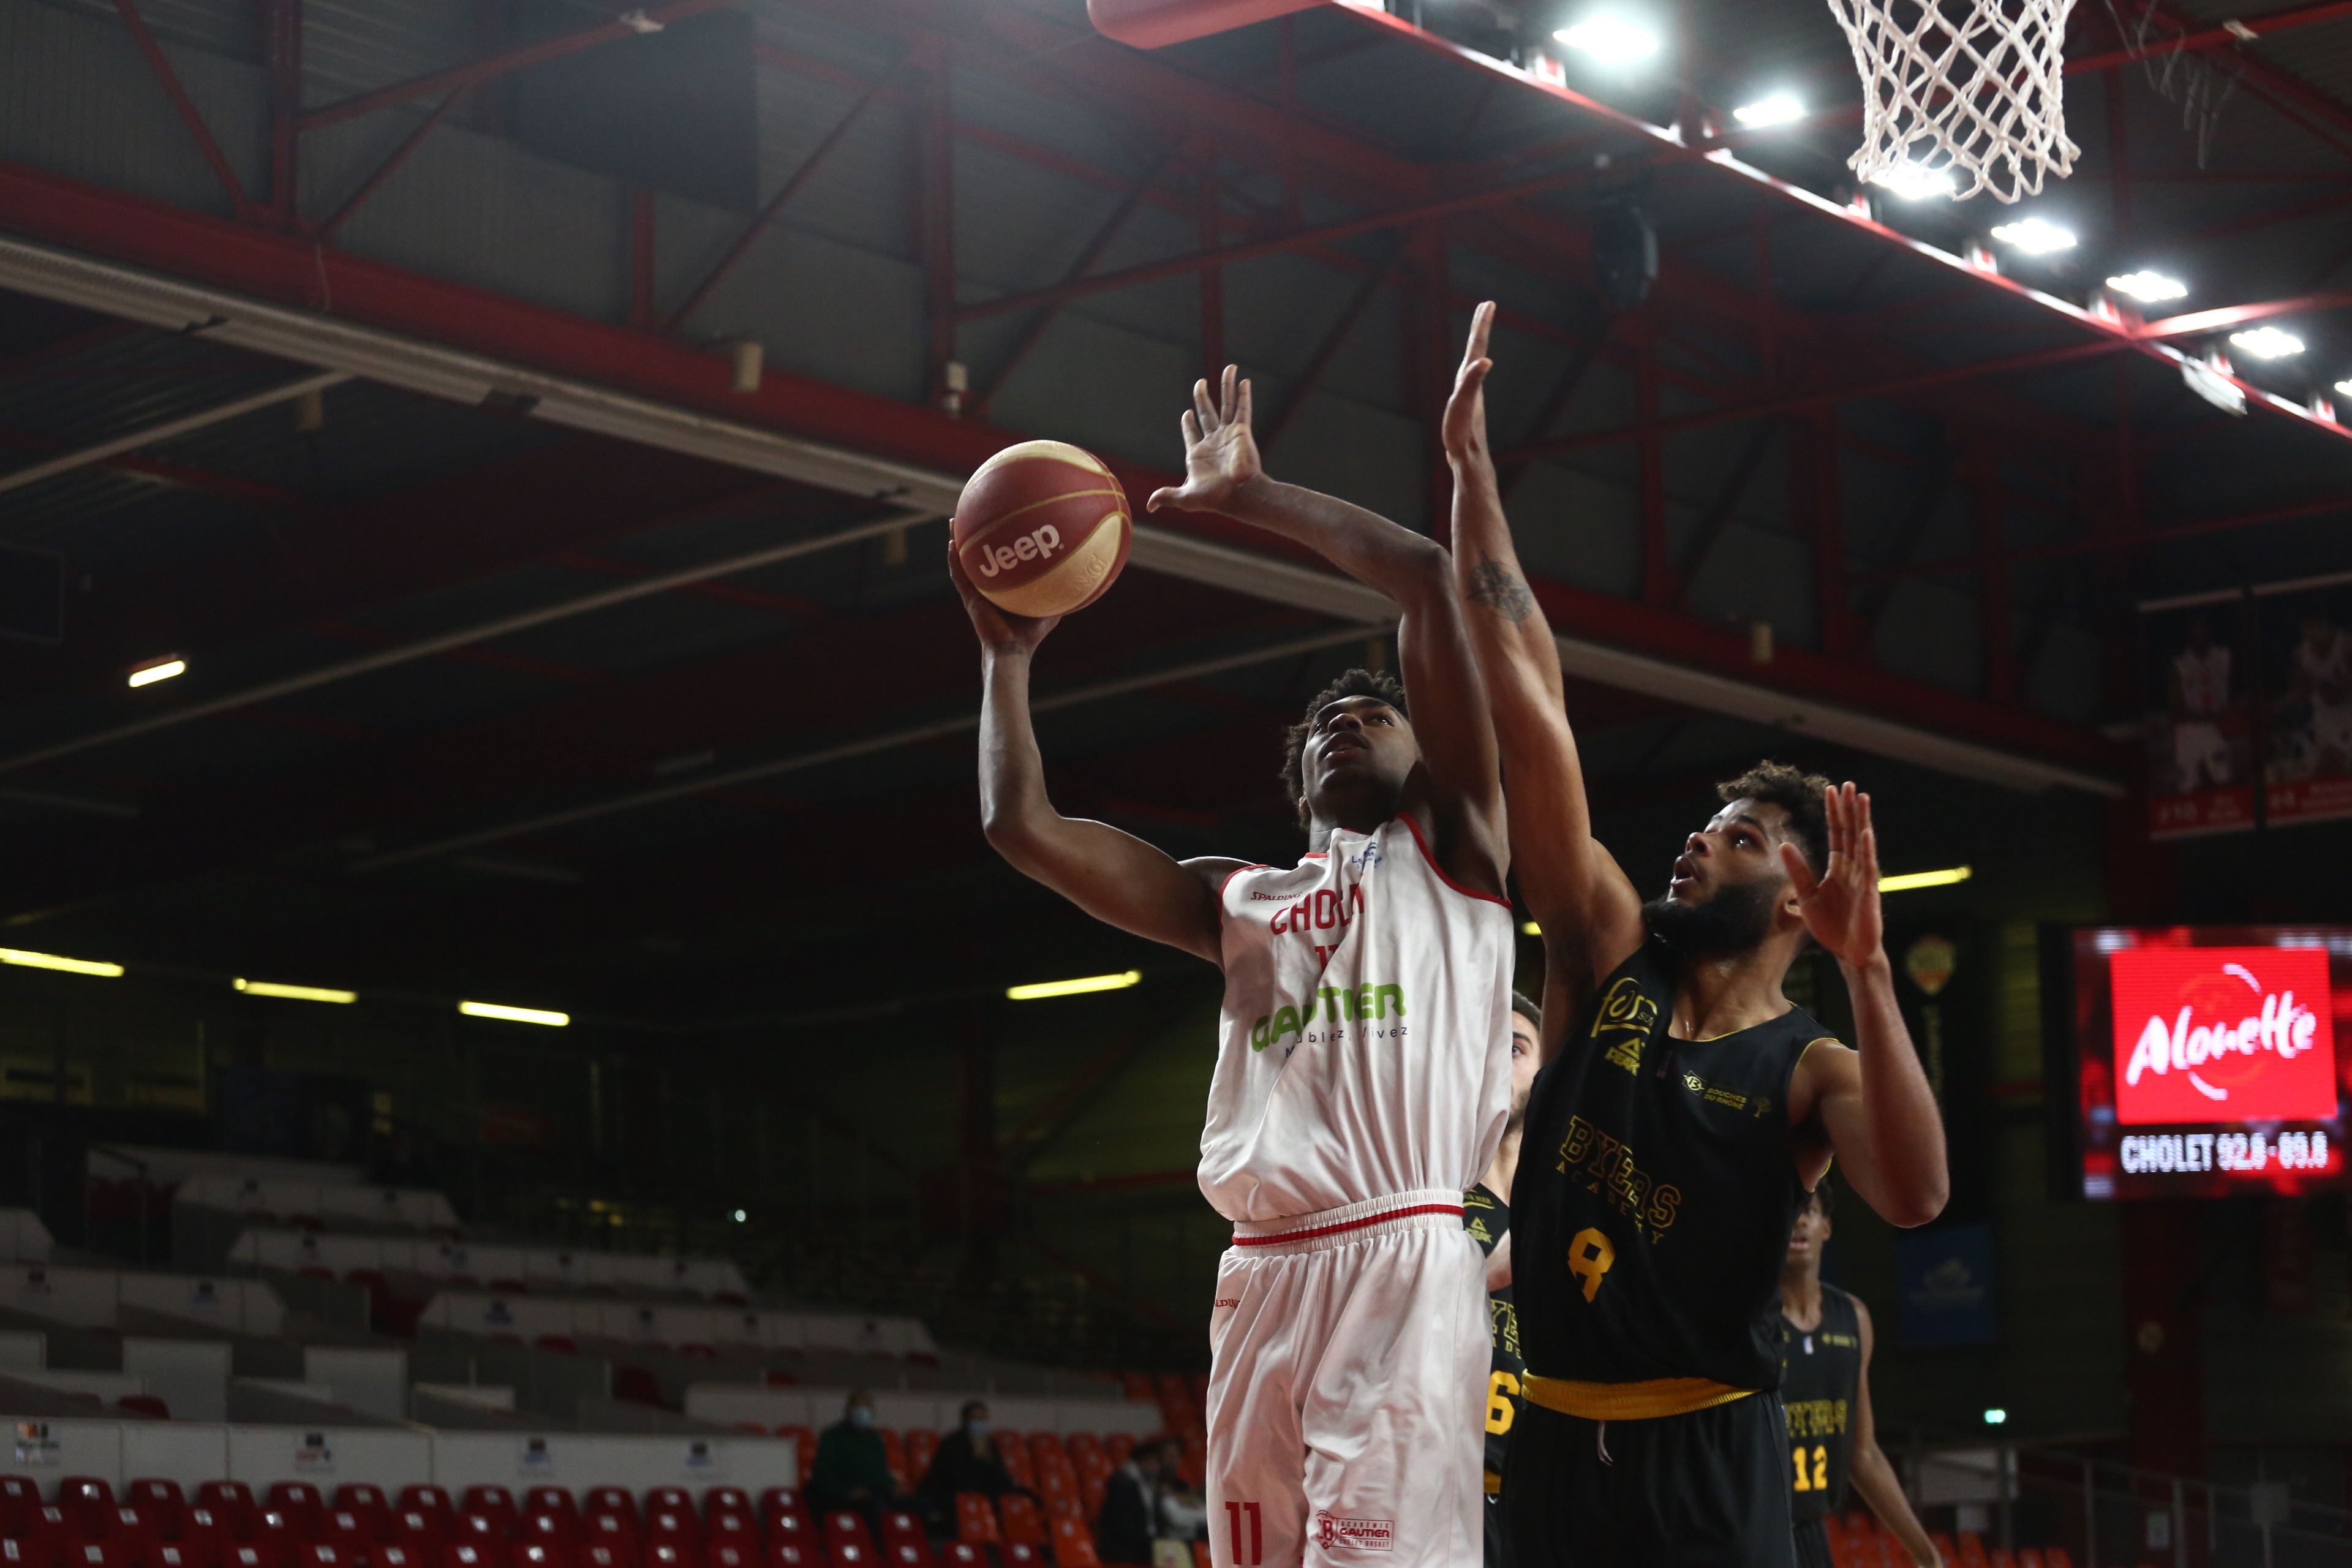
917, 1400, 1032, 1531
1097, 1439, 1169, 1566
807, 1390, 909, 1541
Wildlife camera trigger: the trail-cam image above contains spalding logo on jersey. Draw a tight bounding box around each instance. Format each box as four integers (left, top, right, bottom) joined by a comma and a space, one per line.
1591, 976, 1658, 1074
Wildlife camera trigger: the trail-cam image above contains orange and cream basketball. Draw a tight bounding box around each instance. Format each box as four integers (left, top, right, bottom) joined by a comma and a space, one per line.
951, 440, 1132, 618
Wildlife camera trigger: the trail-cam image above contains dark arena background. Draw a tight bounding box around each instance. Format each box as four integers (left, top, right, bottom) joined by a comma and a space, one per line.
0, 0, 2346, 1562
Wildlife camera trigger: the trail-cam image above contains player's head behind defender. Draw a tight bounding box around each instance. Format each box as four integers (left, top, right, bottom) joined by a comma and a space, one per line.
1276, 665, 1421, 832
1785, 1177, 1833, 1272
1646, 759, 1834, 967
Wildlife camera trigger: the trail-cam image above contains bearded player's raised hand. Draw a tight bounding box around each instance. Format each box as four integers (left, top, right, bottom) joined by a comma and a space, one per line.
1779, 783, 1884, 970
1147, 364, 1263, 518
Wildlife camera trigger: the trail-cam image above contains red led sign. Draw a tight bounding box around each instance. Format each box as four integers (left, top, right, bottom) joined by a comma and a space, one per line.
2108, 945, 2336, 1125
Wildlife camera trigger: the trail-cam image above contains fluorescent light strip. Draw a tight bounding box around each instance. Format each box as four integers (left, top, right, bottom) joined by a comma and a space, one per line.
1006, 971, 1142, 1001
0, 948, 123, 977
235, 978, 356, 1004
127, 659, 185, 688
459, 1000, 570, 1027
1880, 865, 1972, 892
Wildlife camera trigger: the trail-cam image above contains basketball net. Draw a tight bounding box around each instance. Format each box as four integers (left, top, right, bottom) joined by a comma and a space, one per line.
1825, 0, 2082, 203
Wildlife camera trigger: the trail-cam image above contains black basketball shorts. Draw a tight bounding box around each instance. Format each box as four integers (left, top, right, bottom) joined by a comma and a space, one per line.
1499, 1393, 1796, 1568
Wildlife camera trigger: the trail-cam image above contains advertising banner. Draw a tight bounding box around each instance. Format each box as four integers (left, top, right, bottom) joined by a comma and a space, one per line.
2255, 572, 2352, 827
2139, 590, 2255, 839
2109, 945, 2335, 1124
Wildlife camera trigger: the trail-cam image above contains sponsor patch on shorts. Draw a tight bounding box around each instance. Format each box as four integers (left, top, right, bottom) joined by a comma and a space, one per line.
1314, 1512, 1393, 1553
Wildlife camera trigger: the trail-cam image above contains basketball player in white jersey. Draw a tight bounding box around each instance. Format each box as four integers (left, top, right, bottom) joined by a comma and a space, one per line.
2295, 614, 2352, 772
951, 360, 1513, 1568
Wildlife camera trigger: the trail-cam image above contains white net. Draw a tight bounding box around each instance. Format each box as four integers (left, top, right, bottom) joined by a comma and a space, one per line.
1824, 0, 2082, 204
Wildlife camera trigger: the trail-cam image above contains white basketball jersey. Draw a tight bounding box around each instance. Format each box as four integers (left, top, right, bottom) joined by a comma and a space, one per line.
2173, 645, 2230, 716
1199, 814, 1514, 1223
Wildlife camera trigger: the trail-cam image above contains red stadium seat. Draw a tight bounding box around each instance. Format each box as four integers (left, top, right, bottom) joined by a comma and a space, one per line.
522, 1498, 574, 1528
460, 1498, 515, 1536
937, 1550, 984, 1568
252, 1515, 303, 1561
1002, 1547, 1046, 1568
699, 1521, 752, 1556
324, 1512, 383, 1553
1988, 1553, 2017, 1568
2015, 1553, 2043, 1568
819, 1517, 871, 1560
700, 1497, 749, 1525
521, 1518, 575, 1551
156, 1544, 214, 1568
905, 1434, 938, 1482
60, 1482, 114, 1541
226, 1546, 282, 1568
952, 1498, 998, 1548
394, 1513, 450, 1554
583, 1497, 636, 1529
997, 1499, 1047, 1550
759, 1549, 810, 1568
454, 1518, 508, 1553
67, 1543, 126, 1568
183, 1510, 235, 1558
296, 1545, 354, 1568
330, 1491, 386, 1521
760, 1511, 810, 1558
1046, 1519, 1097, 1568
397, 1495, 452, 1527
266, 1491, 324, 1536
644, 1547, 689, 1568
642, 1518, 696, 1556
581, 1549, 635, 1568
994, 1441, 1035, 1494
516, 1545, 571, 1568
579, 1520, 635, 1560
379, 1550, 422, 1568
639, 1501, 689, 1527
443, 1545, 508, 1568
702, 1548, 749, 1568
2041, 1552, 2072, 1568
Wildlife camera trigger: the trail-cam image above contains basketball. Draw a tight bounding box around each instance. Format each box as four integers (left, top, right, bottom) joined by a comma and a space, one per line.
951, 440, 1132, 619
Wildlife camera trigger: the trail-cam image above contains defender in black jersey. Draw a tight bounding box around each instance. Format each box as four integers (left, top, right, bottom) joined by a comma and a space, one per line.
1780, 1185, 1939, 1568
1465, 994, 1541, 1568
1439, 301, 1950, 1567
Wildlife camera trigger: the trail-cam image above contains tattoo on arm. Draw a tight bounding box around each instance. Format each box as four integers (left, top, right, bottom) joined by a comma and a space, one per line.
1466, 559, 1535, 624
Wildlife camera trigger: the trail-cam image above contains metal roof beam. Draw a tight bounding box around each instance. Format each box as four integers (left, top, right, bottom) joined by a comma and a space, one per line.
0, 369, 347, 499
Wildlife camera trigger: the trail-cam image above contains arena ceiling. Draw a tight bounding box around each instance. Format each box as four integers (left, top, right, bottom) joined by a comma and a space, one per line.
0, 0, 2346, 1023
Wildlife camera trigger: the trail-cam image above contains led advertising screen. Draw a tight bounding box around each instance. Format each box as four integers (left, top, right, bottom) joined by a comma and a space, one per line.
2055, 927, 2350, 1200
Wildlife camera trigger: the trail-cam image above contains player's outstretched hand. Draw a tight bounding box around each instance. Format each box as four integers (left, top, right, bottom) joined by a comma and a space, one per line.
1441, 301, 1496, 466
948, 545, 1060, 655
1781, 782, 1883, 968
1146, 364, 1262, 517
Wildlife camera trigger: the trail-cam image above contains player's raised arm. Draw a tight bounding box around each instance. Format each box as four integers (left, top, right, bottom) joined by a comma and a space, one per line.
1845, 1299, 1943, 1568
1442, 303, 1645, 1014
1145, 368, 1505, 895
1785, 785, 1950, 1227
952, 549, 1239, 967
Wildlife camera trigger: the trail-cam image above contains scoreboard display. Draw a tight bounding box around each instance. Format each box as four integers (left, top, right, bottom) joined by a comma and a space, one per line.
2047, 927, 2349, 1200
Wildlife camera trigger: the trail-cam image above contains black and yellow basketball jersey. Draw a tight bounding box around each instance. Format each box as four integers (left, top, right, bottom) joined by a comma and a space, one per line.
1780, 1285, 1863, 1521
1515, 938, 1827, 1392
1463, 1182, 1524, 1484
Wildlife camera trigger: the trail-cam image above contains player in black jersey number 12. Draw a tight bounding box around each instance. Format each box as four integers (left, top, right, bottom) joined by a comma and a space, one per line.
1781, 1183, 1940, 1568
1441, 300, 1951, 1568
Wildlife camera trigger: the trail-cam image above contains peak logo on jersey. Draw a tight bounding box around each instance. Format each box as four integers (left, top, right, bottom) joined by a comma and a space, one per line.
1251, 982, 1407, 1051
2109, 946, 2335, 1125
1590, 976, 1658, 1074
1313, 1513, 1393, 1553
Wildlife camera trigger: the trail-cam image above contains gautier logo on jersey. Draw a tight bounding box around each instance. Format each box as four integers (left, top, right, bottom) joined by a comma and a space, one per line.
2109, 945, 2337, 1125
1250, 984, 1406, 1051
1314, 1512, 1393, 1553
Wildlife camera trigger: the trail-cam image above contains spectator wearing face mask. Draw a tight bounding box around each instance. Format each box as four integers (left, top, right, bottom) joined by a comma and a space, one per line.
917, 1399, 1032, 1530
808, 1389, 907, 1540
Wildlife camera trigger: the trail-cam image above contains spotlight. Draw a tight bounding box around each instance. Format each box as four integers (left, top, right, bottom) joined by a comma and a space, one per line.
2230, 326, 2305, 360
2336, 378, 2352, 397
2106, 271, 2187, 303
235, 979, 356, 1004
1732, 94, 1804, 127
1870, 163, 1956, 200
731, 1209, 747, 1223
1553, 16, 1661, 64
127, 658, 185, 689
0, 948, 122, 978
1880, 866, 1972, 892
1983, 1408, 2009, 1425
1988, 217, 2076, 254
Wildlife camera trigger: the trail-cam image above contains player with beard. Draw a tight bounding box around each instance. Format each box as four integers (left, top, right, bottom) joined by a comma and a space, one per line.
1463, 993, 1541, 1568
1439, 302, 1949, 1567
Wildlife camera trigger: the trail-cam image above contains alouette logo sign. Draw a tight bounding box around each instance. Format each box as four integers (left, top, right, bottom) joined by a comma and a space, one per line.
2109, 945, 2338, 1125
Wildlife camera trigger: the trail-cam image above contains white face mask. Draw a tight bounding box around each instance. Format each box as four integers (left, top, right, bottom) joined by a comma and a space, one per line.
968, 1420, 990, 1438
848, 1407, 873, 1428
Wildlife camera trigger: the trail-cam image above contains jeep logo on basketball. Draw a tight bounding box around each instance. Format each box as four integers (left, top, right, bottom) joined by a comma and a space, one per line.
973, 522, 1062, 577
1313, 1512, 1393, 1553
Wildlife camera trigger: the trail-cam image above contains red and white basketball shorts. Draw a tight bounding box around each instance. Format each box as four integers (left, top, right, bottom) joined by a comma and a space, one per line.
1205, 1191, 1487, 1568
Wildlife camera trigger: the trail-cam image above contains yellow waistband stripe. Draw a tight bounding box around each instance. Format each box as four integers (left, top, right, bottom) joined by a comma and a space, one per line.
1521, 1373, 1757, 1421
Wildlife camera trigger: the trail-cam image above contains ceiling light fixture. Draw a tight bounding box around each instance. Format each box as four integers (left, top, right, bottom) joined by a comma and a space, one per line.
1880, 865, 1972, 892
0, 948, 123, 978
1553, 15, 1661, 63
2106, 270, 2187, 303
127, 658, 185, 689
1988, 216, 2076, 254
1870, 162, 1957, 200
458, 1000, 570, 1027
2230, 326, 2305, 359
2336, 377, 2352, 398
1732, 94, 1805, 127
235, 978, 356, 1005
1006, 971, 1142, 1001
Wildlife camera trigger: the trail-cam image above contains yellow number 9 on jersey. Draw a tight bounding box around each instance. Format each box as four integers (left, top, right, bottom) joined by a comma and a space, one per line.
1567, 1227, 1616, 1302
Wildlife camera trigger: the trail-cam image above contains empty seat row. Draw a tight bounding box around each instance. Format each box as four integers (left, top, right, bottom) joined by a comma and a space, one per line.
2, 1489, 782, 1537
